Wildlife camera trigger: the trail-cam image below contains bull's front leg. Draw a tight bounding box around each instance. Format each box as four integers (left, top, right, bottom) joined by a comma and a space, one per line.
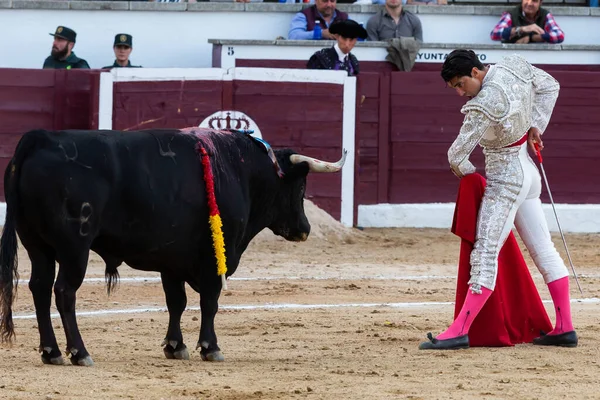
197, 276, 224, 361
160, 273, 189, 360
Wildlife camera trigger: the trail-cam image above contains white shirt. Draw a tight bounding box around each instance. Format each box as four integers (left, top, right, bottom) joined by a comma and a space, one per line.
334, 44, 349, 63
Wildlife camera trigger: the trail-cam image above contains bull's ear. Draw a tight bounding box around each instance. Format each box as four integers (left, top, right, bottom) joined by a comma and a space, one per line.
274, 149, 307, 180
282, 159, 309, 182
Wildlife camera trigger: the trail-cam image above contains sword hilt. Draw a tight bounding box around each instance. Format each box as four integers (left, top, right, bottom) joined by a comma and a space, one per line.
534, 143, 543, 163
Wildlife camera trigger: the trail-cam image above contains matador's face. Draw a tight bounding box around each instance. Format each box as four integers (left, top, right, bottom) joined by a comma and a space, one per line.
337, 36, 358, 54
447, 67, 486, 98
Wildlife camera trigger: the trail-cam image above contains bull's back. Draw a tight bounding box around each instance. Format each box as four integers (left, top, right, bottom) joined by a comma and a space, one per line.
14, 129, 252, 267
16, 130, 124, 244
15, 130, 197, 246
102, 129, 213, 248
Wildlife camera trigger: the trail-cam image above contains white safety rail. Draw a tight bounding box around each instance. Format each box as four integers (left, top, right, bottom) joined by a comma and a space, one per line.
11, 272, 600, 320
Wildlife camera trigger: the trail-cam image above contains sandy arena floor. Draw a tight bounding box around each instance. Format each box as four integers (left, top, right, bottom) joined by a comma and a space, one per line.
1, 203, 599, 400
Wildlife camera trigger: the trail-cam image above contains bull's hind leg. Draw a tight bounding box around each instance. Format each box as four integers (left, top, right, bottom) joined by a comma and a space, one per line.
25, 241, 63, 365
160, 273, 189, 360
54, 250, 93, 366
197, 277, 224, 362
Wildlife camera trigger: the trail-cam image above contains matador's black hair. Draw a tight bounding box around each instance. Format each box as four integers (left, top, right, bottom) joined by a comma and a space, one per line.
441, 49, 485, 83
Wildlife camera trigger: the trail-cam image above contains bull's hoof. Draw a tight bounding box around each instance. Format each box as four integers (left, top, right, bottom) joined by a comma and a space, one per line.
163, 344, 190, 360
41, 355, 65, 365
66, 347, 94, 366
201, 350, 224, 362
162, 339, 190, 360
70, 355, 94, 367
40, 346, 64, 365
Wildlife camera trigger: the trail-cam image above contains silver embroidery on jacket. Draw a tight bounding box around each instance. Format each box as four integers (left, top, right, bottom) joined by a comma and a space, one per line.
447, 54, 559, 176
446, 54, 560, 291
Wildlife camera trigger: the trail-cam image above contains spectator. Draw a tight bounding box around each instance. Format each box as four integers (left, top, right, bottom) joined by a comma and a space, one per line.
365, 0, 423, 42
306, 19, 367, 76
406, 0, 446, 4
490, 0, 564, 44
358, 0, 406, 4
288, 0, 348, 40
102, 34, 142, 69
43, 26, 90, 70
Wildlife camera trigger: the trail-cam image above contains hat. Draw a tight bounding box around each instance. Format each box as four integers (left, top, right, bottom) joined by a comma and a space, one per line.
329, 20, 368, 40
49, 26, 77, 43
114, 33, 133, 48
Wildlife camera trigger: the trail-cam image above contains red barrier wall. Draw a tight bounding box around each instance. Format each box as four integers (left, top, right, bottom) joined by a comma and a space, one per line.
0, 69, 100, 200
386, 71, 600, 205
2, 65, 598, 219
237, 59, 600, 206
112, 79, 345, 219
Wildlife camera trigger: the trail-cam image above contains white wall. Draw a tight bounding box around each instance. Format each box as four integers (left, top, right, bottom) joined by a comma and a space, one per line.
2, 10, 293, 69
1, 9, 598, 70
357, 203, 600, 233
217, 43, 600, 69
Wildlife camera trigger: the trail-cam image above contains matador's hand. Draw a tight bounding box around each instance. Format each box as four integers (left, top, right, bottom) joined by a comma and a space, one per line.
528, 127, 543, 153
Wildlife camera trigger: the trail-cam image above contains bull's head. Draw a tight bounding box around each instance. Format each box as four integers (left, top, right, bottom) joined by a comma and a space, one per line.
268, 149, 347, 242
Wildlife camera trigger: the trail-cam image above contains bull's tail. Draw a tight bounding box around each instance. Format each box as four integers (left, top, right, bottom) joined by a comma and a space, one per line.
0, 130, 47, 343
0, 159, 20, 343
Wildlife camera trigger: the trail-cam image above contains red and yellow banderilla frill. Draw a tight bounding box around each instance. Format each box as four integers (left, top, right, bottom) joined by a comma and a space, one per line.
197, 145, 227, 289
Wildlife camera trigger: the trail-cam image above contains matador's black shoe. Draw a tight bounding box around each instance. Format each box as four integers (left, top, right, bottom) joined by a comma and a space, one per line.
418, 332, 470, 350
533, 330, 578, 348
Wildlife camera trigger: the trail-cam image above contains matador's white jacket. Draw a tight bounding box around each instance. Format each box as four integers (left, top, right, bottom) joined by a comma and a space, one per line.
448, 54, 560, 177
446, 54, 567, 292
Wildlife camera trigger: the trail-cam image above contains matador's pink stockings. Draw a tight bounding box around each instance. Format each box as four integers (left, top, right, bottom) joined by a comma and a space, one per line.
437, 286, 493, 340
546, 276, 574, 335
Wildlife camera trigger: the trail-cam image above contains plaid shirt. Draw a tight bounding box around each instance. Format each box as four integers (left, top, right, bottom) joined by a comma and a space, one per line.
490, 11, 565, 44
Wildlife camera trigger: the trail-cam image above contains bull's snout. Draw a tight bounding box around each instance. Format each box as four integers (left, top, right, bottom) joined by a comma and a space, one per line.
274, 227, 310, 242
290, 232, 309, 242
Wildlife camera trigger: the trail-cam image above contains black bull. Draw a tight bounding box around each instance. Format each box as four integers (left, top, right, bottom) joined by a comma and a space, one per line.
0, 127, 346, 366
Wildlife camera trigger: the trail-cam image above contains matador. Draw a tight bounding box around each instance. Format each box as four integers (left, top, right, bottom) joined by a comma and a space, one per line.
419, 50, 578, 350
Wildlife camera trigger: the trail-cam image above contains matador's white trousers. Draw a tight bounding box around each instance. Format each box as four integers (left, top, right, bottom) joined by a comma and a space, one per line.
469, 141, 569, 292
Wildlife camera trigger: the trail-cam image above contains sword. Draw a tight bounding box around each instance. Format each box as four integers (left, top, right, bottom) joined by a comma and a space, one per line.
533, 143, 583, 295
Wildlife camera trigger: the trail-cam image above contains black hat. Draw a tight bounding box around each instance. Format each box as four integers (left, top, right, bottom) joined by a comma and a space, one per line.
329, 20, 368, 40
49, 26, 77, 43
114, 33, 133, 47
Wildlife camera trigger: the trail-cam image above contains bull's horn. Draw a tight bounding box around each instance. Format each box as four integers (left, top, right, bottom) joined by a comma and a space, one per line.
289, 149, 347, 173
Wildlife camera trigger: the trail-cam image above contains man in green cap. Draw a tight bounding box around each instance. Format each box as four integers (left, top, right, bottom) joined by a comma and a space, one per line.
102, 34, 142, 69
43, 26, 90, 69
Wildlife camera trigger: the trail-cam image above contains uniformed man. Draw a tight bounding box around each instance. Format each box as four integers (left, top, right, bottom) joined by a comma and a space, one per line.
43, 26, 90, 70
306, 20, 367, 76
102, 34, 142, 69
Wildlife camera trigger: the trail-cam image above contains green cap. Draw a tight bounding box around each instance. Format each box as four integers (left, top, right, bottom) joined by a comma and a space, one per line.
50, 26, 77, 43
114, 33, 133, 47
